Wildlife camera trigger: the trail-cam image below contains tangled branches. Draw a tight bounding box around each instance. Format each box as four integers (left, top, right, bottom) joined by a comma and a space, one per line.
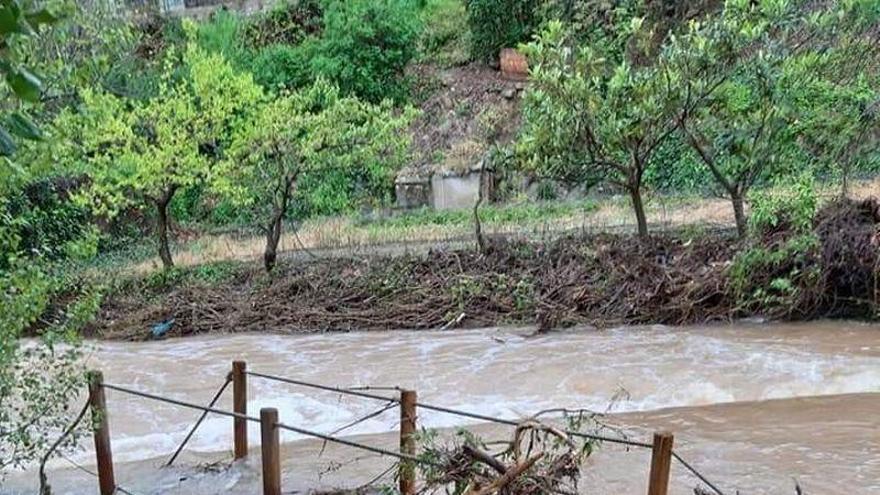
416, 410, 608, 495
92, 198, 880, 340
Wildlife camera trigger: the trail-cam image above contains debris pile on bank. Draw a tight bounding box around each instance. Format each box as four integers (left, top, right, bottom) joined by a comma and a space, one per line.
93, 199, 879, 340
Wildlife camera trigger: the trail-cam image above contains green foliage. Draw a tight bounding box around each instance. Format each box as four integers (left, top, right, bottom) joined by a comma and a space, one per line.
536, 0, 643, 56
217, 77, 415, 230
141, 260, 240, 291
416, 0, 471, 67
250, 41, 312, 92
643, 134, 708, 192
748, 173, 818, 236
245, 0, 420, 101
54, 40, 263, 266
196, 9, 247, 64
518, 18, 683, 235
731, 174, 821, 312
0, 0, 67, 158
465, 0, 538, 62
0, 181, 92, 268
309, 0, 422, 102
243, 0, 322, 48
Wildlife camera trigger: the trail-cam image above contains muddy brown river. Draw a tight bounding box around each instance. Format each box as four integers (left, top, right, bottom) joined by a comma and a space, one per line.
4, 322, 880, 494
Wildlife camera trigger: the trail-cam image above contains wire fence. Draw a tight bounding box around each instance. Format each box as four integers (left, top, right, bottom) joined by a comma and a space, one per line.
81, 367, 728, 495
244, 370, 725, 495
102, 382, 432, 467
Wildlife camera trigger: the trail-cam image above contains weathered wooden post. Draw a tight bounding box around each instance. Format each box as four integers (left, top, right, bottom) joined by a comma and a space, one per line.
399, 389, 418, 495
88, 371, 116, 495
232, 360, 248, 459
647, 431, 674, 495
260, 407, 281, 495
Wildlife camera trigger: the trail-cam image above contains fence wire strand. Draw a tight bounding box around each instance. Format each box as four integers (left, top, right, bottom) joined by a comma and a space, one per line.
246, 370, 725, 495
165, 376, 232, 467
98, 375, 726, 495
60, 453, 141, 495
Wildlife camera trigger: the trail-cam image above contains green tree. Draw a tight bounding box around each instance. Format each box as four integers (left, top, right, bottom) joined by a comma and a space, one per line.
671, 3, 795, 237
791, 4, 880, 196
0, 0, 103, 483
217, 78, 414, 271
56, 41, 263, 268
519, 19, 684, 237
309, 0, 421, 103
675, 0, 880, 234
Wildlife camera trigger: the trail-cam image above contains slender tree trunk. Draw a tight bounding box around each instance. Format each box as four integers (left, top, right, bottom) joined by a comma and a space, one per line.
629, 185, 648, 238
264, 177, 294, 273
155, 188, 177, 270
473, 160, 487, 254
731, 192, 747, 238
264, 211, 284, 272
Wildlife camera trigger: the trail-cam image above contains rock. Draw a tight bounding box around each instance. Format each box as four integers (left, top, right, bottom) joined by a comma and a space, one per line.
501, 88, 516, 99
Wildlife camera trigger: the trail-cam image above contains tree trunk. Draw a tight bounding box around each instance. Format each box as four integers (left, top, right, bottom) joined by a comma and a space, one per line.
731, 192, 747, 238
155, 189, 176, 270
263, 177, 294, 273
629, 185, 648, 238
473, 160, 487, 254
264, 212, 284, 272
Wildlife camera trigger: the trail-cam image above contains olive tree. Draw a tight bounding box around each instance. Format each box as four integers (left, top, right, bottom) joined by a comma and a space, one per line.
217, 78, 414, 271
57, 42, 262, 268
519, 19, 684, 237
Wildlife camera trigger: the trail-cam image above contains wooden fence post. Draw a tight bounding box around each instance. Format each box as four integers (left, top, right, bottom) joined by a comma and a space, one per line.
88, 371, 115, 495
232, 360, 248, 459
399, 389, 418, 495
647, 431, 674, 495
260, 408, 281, 495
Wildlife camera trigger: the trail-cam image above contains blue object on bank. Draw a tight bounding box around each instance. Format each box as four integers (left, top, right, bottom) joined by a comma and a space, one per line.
151, 318, 175, 339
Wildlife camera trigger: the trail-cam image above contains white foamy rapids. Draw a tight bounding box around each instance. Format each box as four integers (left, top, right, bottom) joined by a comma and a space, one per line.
70, 322, 880, 464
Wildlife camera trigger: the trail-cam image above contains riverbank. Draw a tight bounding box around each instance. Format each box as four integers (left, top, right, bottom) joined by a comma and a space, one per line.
89, 197, 879, 340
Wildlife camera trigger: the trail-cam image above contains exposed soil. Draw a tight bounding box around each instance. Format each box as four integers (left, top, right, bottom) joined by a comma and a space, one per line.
404, 63, 524, 179
91, 199, 880, 340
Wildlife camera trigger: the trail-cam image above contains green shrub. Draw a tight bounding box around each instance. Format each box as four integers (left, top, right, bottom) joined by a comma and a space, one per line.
197, 9, 246, 63
250, 42, 313, 92
310, 0, 421, 102
417, 0, 471, 67
748, 174, 818, 237
465, 0, 538, 62
1, 182, 92, 268
730, 174, 821, 314
243, 0, 323, 48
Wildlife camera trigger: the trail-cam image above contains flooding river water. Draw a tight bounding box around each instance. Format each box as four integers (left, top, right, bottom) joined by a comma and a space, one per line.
4, 322, 880, 494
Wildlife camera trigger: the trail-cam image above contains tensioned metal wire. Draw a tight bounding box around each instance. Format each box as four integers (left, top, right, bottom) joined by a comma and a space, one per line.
245, 370, 726, 495
94, 373, 727, 495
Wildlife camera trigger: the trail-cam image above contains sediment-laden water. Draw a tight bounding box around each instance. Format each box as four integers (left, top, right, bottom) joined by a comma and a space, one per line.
5, 322, 880, 494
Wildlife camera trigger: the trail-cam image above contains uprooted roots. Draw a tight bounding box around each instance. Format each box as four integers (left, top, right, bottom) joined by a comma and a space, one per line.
93, 198, 880, 339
